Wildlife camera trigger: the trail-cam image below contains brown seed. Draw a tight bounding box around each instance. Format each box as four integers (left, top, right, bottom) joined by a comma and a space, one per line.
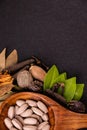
29, 65, 46, 81
17, 70, 33, 88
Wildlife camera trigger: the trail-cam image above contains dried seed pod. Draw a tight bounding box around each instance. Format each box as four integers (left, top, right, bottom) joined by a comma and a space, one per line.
4, 118, 13, 129
32, 107, 44, 117
16, 103, 28, 115
68, 100, 85, 113
6, 49, 18, 68
38, 121, 48, 130
0, 48, 6, 71
37, 101, 48, 113
29, 65, 46, 81
16, 100, 25, 106
20, 109, 33, 117
8, 106, 15, 119
26, 99, 37, 107
23, 125, 37, 130
24, 118, 38, 125
12, 118, 22, 130
17, 70, 33, 88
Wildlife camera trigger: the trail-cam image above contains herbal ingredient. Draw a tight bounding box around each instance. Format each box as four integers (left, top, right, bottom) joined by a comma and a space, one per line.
0, 48, 85, 113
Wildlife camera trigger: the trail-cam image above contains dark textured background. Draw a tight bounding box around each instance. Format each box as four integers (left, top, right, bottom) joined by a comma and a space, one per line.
0, 0, 87, 128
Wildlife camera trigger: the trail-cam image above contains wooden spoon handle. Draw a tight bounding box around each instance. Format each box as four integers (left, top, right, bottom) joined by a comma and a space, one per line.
51, 105, 87, 130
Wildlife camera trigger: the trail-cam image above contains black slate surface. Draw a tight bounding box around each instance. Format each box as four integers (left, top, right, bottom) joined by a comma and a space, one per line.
0, 0, 87, 128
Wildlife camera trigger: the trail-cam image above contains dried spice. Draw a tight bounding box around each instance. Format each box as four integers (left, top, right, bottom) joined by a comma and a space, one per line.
6, 49, 18, 68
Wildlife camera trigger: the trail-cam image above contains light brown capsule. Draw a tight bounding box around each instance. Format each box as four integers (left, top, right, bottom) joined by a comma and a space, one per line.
8, 106, 15, 119
29, 65, 46, 81
37, 101, 48, 113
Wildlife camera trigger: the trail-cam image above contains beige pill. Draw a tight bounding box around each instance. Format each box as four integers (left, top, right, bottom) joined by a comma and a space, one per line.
16, 103, 28, 115
32, 107, 43, 116
20, 109, 33, 117
15, 116, 24, 125
4, 118, 13, 129
42, 124, 50, 130
16, 100, 25, 106
10, 127, 18, 130
37, 101, 48, 113
24, 118, 38, 125
31, 114, 42, 123
42, 113, 49, 121
12, 118, 22, 130
23, 125, 37, 130
38, 121, 48, 130
8, 106, 15, 119
26, 99, 37, 107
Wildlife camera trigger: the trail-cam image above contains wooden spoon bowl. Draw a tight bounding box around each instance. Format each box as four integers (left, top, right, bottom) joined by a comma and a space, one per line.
0, 92, 87, 130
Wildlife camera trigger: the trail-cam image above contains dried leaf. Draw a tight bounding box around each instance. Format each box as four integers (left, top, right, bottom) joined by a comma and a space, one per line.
0, 48, 6, 71
0, 84, 14, 97
0, 91, 15, 101
6, 49, 18, 68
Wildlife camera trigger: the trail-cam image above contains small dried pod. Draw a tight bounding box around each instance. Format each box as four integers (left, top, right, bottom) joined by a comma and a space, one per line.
26, 99, 37, 107
8, 106, 15, 119
12, 118, 22, 130
4, 118, 13, 129
20, 109, 33, 117
38, 121, 48, 130
37, 101, 48, 113
16, 103, 28, 115
16, 100, 25, 107
29, 65, 46, 81
23, 125, 37, 130
24, 118, 38, 125
32, 107, 44, 117
17, 70, 33, 88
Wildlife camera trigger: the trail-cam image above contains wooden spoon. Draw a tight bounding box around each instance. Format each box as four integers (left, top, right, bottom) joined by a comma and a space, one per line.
0, 92, 87, 130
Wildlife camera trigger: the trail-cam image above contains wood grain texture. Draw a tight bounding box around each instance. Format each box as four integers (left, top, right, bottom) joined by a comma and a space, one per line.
0, 92, 87, 130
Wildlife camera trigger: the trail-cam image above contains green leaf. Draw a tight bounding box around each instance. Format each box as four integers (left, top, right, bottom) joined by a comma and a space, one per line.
43, 65, 59, 90
57, 72, 67, 94
63, 77, 76, 102
57, 72, 67, 82
73, 84, 84, 101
